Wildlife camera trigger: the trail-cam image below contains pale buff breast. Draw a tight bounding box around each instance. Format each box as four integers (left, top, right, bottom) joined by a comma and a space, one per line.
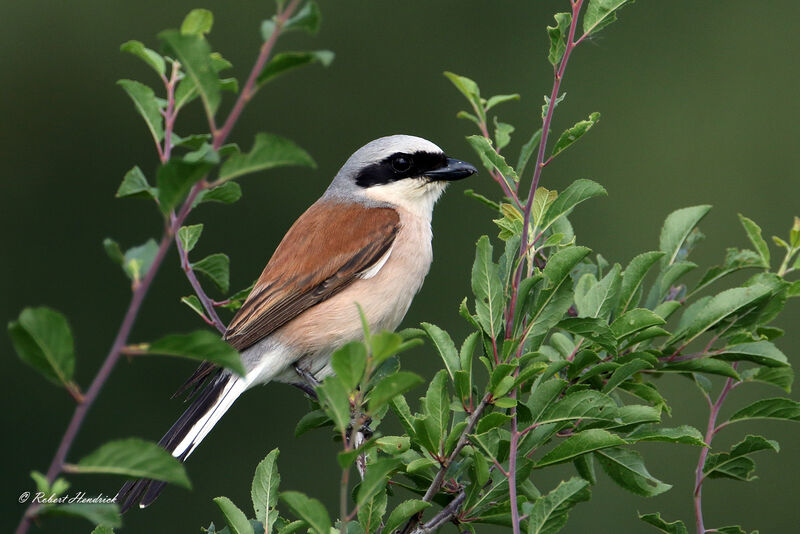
270, 207, 433, 366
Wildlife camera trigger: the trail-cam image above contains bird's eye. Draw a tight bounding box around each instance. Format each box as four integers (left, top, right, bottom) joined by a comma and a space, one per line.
391, 155, 412, 173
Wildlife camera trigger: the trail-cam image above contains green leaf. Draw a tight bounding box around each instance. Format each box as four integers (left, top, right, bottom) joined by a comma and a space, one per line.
661, 358, 740, 380
192, 253, 230, 293
603, 359, 653, 394
526, 478, 590, 534
738, 214, 770, 268
541, 92, 566, 120
376, 436, 410, 455
358, 486, 387, 534
472, 236, 504, 338
573, 264, 621, 319
557, 317, 617, 353
547, 12, 572, 65
716, 341, 788, 367
368, 372, 423, 413
626, 425, 705, 446
617, 251, 665, 314
704, 434, 779, 481
120, 40, 165, 76
541, 179, 607, 230
145, 330, 244, 375
41, 504, 121, 527
117, 79, 164, 143
116, 166, 156, 200
295, 409, 330, 437
551, 112, 600, 158
356, 458, 401, 509
659, 205, 712, 266
120, 239, 159, 282
583, 0, 632, 36
596, 447, 671, 496
331, 341, 367, 391
103, 238, 125, 267
317, 376, 350, 433
281, 492, 331, 534
251, 449, 280, 534
8, 307, 75, 386
156, 159, 212, 214
487, 93, 520, 111
72, 438, 190, 488
423, 370, 449, 452
91, 525, 117, 534
381, 500, 430, 534
543, 247, 592, 289
218, 133, 315, 182
256, 51, 334, 86
181, 8, 214, 36
638, 512, 688, 534
611, 309, 666, 340
160, 29, 219, 118
284, 1, 322, 34
517, 128, 542, 178
213, 497, 255, 534
742, 366, 793, 393
466, 135, 518, 182
194, 181, 243, 207
693, 248, 764, 296
535, 429, 627, 467
443, 71, 485, 124
729, 397, 800, 424
179, 224, 204, 253
420, 323, 459, 380
494, 118, 514, 151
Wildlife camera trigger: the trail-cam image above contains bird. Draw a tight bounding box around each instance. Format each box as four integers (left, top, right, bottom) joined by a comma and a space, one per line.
116, 134, 477, 511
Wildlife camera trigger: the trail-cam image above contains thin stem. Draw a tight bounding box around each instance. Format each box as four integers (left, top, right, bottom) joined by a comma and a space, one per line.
508, 391, 521, 534
161, 61, 181, 163
175, 225, 226, 334
694, 364, 739, 534
408, 491, 467, 534
212, 0, 303, 150
400, 394, 491, 534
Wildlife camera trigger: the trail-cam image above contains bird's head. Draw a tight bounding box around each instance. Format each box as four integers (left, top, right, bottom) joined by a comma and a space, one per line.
325, 135, 477, 216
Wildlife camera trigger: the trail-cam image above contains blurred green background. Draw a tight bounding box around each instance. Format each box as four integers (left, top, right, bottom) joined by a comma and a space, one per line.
3, 1, 799, 532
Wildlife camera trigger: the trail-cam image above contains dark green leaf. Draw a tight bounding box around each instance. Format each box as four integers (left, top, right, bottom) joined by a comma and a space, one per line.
284, 1, 322, 34
160, 30, 220, 117
219, 133, 314, 182
626, 425, 705, 446
103, 238, 125, 267
280, 491, 331, 534
368, 372, 423, 413
72, 438, 190, 488
116, 166, 156, 199
251, 448, 280, 533
179, 224, 203, 253
117, 79, 164, 143
704, 435, 779, 481
541, 180, 606, 233
662, 358, 739, 380
423, 370, 449, 452
617, 251, 664, 314
381, 500, 430, 534
547, 12, 572, 65
443, 71, 485, 124
494, 118, 514, 151
693, 248, 763, 295
192, 253, 230, 293
729, 398, 800, 423
738, 214, 770, 268
611, 309, 666, 340
596, 447, 671, 496
120, 40, 165, 75
527, 477, 590, 534
331, 341, 367, 391
472, 235, 504, 338
583, 0, 633, 36
42, 504, 121, 527
741, 366, 793, 393
356, 458, 400, 509
193, 181, 243, 207
146, 330, 244, 375
535, 429, 627, 467
358, 486, 387, 534
464, 189, 501, 210
8, 307, 75, 386
659, 205, 712, 267
603, 359, 653, 394
90, 525, 117, 534
156, 159, 212, 214
551, 112, 600, 158
638, 512, 688, 534
516, 128, 542, 178
421, 323, 459, 380
716, 341, 788, 367
257, 51, 334, 86
557, 317, 617, 353
295, 409, 330, 437
487, 93, 520, 111
214, 496, 254, 534
466, 135, 518, 181
317, 376, 350, 433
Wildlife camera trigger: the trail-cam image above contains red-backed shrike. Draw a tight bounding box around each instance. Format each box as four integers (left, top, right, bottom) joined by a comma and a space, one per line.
118, 134, 477, 510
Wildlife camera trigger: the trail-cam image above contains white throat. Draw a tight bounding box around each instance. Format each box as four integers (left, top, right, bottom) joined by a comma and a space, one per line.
362, 179, 447, 220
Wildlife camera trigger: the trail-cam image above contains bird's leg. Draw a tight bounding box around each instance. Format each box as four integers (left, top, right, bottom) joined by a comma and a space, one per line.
292, 364, 319, 400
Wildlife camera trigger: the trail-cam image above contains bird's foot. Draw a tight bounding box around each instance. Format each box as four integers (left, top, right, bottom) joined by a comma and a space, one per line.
292, 364, 320, 400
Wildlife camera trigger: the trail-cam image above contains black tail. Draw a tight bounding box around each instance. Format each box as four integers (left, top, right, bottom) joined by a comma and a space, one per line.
117, 370, 232, 512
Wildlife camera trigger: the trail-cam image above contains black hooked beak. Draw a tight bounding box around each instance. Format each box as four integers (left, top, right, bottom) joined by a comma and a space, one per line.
425, 157, 478, 182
